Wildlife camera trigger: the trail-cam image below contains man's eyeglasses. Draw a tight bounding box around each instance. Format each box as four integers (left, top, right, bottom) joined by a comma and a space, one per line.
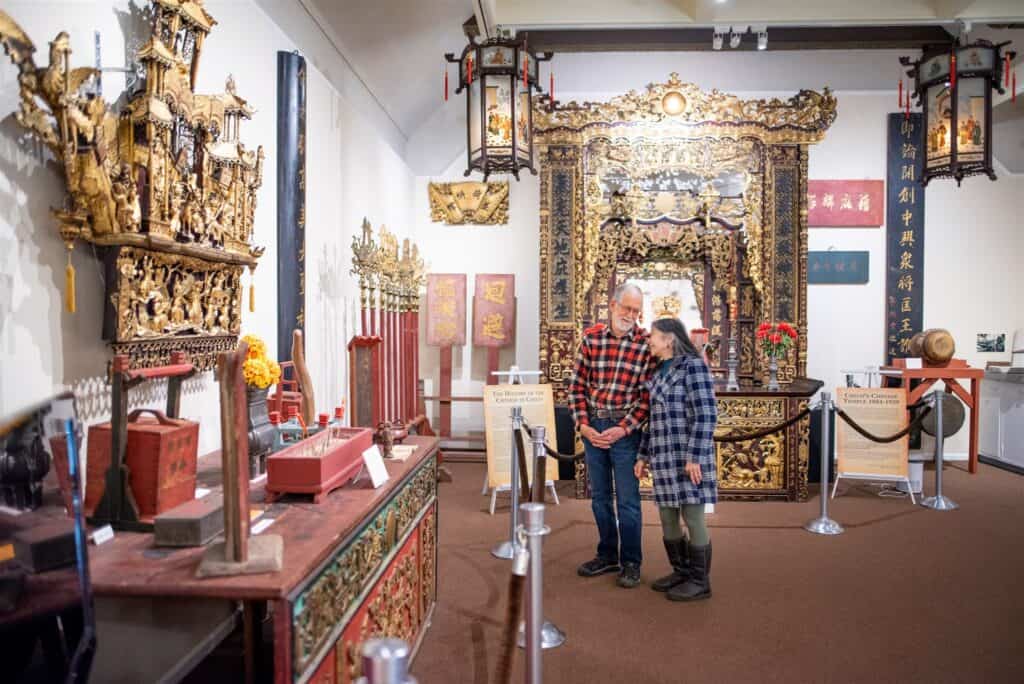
614, 303, 642, 317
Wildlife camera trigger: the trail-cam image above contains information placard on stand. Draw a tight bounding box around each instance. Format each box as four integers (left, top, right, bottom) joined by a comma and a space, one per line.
483, 384, 558, 489
834, 387, 913, 500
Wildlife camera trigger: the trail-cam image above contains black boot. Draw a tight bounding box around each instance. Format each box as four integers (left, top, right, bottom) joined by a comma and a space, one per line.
651, 537, 689, 592
667, 542, 711, 602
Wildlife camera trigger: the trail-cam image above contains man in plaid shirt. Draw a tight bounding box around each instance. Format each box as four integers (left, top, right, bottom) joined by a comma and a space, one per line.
569, 282, 655, 588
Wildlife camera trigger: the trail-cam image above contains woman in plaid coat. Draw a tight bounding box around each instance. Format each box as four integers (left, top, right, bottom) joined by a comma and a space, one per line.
635, 317, 718, 602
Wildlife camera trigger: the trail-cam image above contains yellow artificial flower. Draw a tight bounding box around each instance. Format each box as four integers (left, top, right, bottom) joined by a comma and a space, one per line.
241, 333, 267, 361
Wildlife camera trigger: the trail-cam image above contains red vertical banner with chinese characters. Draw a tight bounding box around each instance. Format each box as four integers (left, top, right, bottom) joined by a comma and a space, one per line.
473, 275, 516, 348
807, 180, 885, 227
426, 274, 467, 347
885, 113, 925, 363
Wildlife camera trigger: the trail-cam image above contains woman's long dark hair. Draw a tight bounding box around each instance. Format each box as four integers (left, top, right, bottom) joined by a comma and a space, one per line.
651, 317, 701, 358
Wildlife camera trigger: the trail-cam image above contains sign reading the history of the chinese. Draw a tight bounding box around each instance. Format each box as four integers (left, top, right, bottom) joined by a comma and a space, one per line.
807, 251, 869, 284
473, 274, 515, 348
425, 274, 467, 347
835, 388, 908, 479
885, 113, 926, 362
483, 384, 559, 489
807, 180, 884, 227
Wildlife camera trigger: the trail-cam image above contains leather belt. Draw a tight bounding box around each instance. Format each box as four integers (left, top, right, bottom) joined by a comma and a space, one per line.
590, 408, 629, 420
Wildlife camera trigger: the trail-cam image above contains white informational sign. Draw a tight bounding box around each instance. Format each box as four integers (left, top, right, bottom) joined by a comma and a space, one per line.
483, 384, 558, 489
362, 444, 390, 489
836, 387, 909, 478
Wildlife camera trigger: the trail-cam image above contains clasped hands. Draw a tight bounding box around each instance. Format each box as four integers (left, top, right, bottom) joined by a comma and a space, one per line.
580, 424, 626, 449
633, 459, 703, 485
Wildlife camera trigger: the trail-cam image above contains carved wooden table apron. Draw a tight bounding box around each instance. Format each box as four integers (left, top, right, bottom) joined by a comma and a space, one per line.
580, 379, 821, 502
85, 437, 439, 684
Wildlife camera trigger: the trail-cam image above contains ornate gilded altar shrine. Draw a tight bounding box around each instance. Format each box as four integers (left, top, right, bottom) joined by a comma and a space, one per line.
0, 1, 265, 369
534, 74, 836, 501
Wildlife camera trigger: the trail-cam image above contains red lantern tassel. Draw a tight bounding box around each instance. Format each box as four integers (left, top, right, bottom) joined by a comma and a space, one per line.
950, 52, 956, 88
905, 92, 910, 120
523, 55, 528, 89
1014, 71, 1017, 104
898, 79, 903, 108
1006, 54, 1012, 88
444, 67, 448, 102
549, 71, 554, 108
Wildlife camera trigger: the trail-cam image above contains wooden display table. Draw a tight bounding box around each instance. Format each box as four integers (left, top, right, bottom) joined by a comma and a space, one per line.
81, 436, 439, 683
882, 358, 983, 473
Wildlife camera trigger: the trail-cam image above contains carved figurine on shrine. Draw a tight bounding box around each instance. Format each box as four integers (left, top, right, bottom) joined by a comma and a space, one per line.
0, 2, 266, 370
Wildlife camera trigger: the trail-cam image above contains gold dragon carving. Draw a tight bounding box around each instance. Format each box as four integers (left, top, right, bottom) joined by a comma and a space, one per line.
428, 181, 509, 225
0, 2, 265, 368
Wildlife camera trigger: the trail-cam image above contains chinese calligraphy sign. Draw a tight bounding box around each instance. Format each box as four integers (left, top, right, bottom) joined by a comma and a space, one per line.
473, 275, 515, 348
808, 251, 869, 284
807, 180, 884, 227
885, 113, 925, 362
426, 274, 467, 347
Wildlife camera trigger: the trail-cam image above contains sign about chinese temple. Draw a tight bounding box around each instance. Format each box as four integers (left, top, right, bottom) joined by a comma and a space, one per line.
473, 274, 515, 348
426, 274, 467, 347
807, 180, 884, 227
808, 251, 869, 284
885, 113, 926, 362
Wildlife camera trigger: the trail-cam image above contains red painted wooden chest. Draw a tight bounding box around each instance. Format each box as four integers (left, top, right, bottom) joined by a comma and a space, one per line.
84, 409, 199, 520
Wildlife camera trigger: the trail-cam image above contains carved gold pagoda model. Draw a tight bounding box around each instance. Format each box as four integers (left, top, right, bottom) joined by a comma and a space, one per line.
535, 74, 835, 500
0, 1, 265, 369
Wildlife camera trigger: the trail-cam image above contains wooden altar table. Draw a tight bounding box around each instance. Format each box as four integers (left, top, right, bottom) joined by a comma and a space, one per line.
8, 436, 439, 684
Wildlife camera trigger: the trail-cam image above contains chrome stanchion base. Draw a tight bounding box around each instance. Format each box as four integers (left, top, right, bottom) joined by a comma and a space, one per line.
491, 540, 516, 560
804, 516, 845, 535
921, 495, 959, 511
517, 620, 566, 650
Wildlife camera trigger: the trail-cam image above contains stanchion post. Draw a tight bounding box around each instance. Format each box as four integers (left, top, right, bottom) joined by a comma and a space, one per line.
922, 391, 958, 511
805, 392, 845, 535
355, 638, 416, 684
493, 406, 525, 559
517, 427, 566, 660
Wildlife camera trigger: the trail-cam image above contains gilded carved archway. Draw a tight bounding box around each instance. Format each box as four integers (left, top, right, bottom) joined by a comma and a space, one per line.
535, 74, 837, 402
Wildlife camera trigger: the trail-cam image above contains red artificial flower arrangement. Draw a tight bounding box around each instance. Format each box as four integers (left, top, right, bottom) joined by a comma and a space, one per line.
757, 321, 798, 358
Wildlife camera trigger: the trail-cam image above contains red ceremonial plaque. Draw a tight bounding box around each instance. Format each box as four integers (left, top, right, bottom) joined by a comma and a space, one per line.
426, 274, 467, 347
808, 180, 884, 227
473, 274, 515, 348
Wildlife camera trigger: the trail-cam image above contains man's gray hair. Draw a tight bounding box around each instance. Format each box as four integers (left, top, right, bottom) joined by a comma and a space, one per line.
611, 282, 643, 304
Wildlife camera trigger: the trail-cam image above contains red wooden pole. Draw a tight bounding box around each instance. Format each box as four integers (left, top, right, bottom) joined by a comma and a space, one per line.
439, 346, 452, 437
487, 347, 500, 385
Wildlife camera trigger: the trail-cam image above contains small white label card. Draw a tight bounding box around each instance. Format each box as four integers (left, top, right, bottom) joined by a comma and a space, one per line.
362, 444, 390, 489
195, 487, 211, 499
91, 524, 115, 546
251, 518, 275, 535
905, 358, 923, 369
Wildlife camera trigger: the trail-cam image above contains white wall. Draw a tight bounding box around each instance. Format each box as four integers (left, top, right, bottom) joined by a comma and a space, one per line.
0, 1, 414, 458
411, 52, 1024, 455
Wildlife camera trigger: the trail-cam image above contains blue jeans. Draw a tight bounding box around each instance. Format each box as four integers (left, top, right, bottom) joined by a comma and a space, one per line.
583, 418, 642, 566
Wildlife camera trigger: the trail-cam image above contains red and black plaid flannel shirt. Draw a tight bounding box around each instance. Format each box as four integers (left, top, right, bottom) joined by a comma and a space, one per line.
568, 324, 655, 434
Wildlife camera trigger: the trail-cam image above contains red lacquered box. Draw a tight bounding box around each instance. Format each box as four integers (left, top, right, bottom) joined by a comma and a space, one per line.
84, 409, 199, 521
265, 427, 373, 503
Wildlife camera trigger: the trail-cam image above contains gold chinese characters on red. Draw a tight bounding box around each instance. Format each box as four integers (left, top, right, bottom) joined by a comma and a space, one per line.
472, 274, 515, 348
425, 274, 467, 347
807, 180, 884, 227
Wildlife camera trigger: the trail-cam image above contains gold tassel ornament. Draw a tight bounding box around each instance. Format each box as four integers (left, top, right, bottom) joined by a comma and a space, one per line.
248, 266, 256, 312
64, 244, 76, 314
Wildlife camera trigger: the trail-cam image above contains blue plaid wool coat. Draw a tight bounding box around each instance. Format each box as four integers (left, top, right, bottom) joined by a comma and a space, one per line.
638, 354, 719, 506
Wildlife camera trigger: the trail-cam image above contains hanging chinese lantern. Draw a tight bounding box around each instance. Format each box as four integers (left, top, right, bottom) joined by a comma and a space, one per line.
900, 39, 1016, 186
445, 35, 552, 180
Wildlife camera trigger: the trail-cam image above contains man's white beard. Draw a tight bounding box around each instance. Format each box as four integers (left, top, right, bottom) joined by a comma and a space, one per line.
612, 317, 632, 334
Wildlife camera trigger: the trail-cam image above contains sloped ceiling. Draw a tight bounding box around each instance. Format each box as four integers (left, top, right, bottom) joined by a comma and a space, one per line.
300, 0, 472, 139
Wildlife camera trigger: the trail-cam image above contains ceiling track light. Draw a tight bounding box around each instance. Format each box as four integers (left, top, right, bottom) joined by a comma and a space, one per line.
755, 26, 768, 51
729, 25, 748, 49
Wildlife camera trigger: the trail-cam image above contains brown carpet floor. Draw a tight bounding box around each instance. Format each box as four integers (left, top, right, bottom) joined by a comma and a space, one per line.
411, 462, 1024, 683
